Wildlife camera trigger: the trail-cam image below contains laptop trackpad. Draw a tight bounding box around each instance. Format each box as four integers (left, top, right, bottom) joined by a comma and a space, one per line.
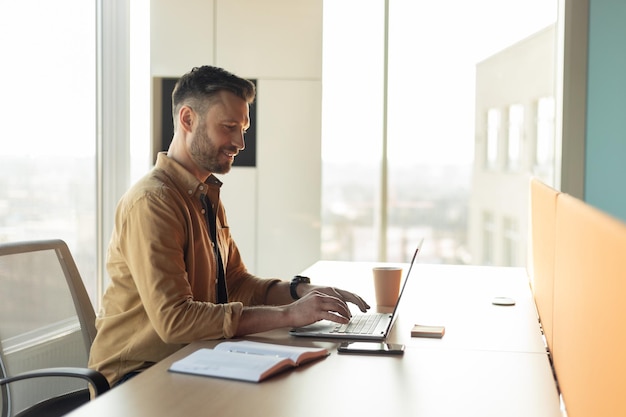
292, 320, 336, 333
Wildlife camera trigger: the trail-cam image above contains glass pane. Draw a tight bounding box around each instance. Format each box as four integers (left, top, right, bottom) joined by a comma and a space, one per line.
535, 96, 556, 186
503, 216, 519, 266
387, 0, 556, 265
482, 212, 495, 265
322, 0, 557, 266
0, 2, 97, 301
507, 104, 524, 171
130, 0, 153, 183
321, 0, 384, 261
486, 108, 502, 170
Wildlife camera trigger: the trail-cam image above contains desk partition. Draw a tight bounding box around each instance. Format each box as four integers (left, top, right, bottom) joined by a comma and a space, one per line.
529, 178, 559, 352
552, 192, 626, 417
530, 178, 626, 417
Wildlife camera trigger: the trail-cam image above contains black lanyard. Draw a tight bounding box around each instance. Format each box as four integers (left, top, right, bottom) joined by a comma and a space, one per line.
201, 194, 228, 304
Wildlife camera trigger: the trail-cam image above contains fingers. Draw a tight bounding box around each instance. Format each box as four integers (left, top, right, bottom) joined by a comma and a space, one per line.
288, 287, 371, 328
321, 311, 350, 324
296, 290, 352, 323
329, 287, 371, 312
298, 284, 370, 312
314, 291, 352, 320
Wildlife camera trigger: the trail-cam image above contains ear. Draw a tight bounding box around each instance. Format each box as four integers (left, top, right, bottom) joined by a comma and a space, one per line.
178, 105, 195, 133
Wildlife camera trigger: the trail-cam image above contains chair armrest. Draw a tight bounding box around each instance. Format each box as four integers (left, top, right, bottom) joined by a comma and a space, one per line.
0, 367, 110, 396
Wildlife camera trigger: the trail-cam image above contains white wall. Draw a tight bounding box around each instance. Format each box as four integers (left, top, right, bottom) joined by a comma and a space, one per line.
151, 0, 322, 278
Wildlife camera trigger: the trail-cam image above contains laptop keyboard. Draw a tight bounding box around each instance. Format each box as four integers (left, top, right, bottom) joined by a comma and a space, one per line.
332, 313, 386, 335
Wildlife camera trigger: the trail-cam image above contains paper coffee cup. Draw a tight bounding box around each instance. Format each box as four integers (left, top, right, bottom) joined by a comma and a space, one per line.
372, 266, 402, 307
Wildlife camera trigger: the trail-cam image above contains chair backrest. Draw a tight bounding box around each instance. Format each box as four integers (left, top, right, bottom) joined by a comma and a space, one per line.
0, 240, 96, 417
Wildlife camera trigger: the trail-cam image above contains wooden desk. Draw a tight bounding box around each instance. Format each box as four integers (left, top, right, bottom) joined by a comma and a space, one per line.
68, 263, 561, 417
302, 262, 548, 353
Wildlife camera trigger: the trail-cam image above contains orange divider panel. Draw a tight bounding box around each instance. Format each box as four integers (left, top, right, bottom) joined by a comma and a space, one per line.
553, 193, 626, 417
529, 178, 559, 352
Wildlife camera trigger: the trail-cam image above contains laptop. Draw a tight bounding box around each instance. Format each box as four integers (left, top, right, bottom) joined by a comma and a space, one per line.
290, 239, 423, 340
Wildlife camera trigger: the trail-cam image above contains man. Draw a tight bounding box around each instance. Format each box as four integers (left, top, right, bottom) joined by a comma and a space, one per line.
88, 65, 369, 386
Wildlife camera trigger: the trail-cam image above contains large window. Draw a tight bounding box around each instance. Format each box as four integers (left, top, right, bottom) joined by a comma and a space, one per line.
322, 0, 557, 265
0, 1, 97, 301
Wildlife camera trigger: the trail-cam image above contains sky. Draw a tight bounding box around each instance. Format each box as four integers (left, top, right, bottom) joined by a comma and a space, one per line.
321, 0, 558, 165
0, 0, 96, 158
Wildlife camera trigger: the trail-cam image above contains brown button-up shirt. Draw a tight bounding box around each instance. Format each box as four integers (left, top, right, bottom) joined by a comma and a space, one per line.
88, 152, 279, 385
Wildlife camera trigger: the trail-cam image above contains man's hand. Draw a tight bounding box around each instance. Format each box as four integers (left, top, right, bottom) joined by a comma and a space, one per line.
284, 290, 350, 328
236, 284, 371, 336
284, 286, 371, 328
306, 286, 370, 313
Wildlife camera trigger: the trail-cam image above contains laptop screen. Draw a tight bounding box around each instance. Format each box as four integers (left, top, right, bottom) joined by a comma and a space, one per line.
382, 238, 423, 331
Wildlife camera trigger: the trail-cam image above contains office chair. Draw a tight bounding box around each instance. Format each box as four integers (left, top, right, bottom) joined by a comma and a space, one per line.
0, 240, 110, 417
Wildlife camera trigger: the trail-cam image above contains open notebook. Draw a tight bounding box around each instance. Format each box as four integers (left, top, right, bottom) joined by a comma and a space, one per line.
290, 239, 423, 340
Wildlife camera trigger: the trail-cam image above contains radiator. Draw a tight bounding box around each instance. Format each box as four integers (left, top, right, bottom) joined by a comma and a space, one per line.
1, 328, 88, 415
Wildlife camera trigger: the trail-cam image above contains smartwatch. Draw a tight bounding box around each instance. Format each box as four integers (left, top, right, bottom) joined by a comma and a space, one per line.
290, 275, 311, 300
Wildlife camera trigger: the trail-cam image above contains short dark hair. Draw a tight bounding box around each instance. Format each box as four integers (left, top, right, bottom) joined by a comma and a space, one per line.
171, 66, 256, 128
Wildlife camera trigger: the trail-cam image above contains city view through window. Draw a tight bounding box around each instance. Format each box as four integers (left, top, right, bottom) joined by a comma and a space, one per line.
0, 1, 97, 301
321, 0, 557, 265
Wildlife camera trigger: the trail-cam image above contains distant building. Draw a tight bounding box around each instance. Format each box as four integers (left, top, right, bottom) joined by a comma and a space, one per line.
468, 25, 556, 267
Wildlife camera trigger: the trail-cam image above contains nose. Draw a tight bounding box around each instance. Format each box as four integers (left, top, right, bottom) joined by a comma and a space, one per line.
233, 131, 245, 151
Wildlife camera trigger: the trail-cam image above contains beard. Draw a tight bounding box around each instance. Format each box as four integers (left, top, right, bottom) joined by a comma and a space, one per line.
189, 122, 237, 175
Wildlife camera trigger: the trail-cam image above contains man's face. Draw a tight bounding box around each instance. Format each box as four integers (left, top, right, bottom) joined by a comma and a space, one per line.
189, 90, 249, 175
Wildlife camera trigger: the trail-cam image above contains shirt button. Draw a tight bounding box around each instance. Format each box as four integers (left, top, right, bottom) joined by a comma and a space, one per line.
188, 189, 193, 195
215, 278, 218, 284
199, 185, 204, 191
201, 209, 206, 214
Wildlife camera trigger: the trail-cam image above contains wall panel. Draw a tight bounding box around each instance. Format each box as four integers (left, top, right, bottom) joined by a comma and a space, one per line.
151, 0, 323, 279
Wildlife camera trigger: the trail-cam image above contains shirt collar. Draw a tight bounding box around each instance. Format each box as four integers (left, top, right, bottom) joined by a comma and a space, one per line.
154, 152, 223, 197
